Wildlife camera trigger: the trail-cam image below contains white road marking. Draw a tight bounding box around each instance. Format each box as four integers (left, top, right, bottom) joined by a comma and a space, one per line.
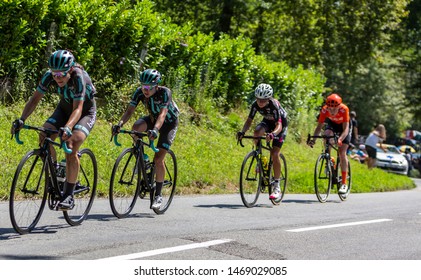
98, 239, 232, 260
286, 218, 392, 232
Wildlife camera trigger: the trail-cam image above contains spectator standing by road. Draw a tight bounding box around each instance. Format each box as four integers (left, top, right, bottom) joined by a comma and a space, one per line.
403, 147, 413, 176
365, 124, 387, 170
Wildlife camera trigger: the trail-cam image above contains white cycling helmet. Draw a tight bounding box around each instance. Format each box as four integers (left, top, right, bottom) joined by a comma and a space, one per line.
254, 83, 273, 99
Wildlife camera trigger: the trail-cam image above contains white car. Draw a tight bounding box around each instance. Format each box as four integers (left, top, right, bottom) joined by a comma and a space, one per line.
376, 144, 409, 175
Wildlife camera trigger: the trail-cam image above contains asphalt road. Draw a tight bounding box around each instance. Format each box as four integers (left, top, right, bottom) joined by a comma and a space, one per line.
0, 179, 420, 260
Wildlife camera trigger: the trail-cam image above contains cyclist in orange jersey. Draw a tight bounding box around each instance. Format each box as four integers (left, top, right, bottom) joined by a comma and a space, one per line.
307, 93, 352, 194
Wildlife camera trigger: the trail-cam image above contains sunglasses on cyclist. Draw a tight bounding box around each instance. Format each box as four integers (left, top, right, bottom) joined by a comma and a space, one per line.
51, 70, 69, 78
256, 98, 269, 102
142, 85, 156, 91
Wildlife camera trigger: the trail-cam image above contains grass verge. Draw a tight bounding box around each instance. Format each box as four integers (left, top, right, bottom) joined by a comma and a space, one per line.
0, 102, 415, 200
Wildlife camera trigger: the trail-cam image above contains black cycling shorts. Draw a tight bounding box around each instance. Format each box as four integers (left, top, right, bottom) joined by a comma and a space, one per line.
325, 119, 351, 145
46, 100, 96, 137
257, 119, 287, 149
140, 116, 178, 150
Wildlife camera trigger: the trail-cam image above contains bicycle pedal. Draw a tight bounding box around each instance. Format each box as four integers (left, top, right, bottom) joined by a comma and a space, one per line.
139, 188, 147, 199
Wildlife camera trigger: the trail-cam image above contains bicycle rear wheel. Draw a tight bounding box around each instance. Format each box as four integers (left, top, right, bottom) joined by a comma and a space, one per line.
152, 149, 177, 215
9, 150, 48, 234
64, 148, 97, 226
270, 153, 288, 205
314, 154, 333, 203
109, 148, 140, 218
336, 157, 351, 201
240, 151, 262, 208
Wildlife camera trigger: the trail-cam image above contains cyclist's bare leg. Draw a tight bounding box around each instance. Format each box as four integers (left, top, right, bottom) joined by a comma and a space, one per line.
339, 144, 348, 173
131, 119, 148, 140
40, 122, 59, 162
154, 148, 167, 184
253, 125, 265, 146
270, 146, 281, 179
65, 130, 86, 184
324, 129, 335, 155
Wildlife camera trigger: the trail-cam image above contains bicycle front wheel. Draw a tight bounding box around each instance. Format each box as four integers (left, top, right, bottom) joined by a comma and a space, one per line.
314, 154, 332, 203
152, 149, 177, 215
64, 148, 97, 226
109, 148, 140, 218
10, 150, 48, 234
336, 157, 351, 201
270, 153, 288, 205
240, 151, 261, 208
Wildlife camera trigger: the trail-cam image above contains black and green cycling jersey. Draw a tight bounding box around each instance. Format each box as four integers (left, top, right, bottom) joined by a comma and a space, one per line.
36, 66, 96, 108
130, 86, 179, 124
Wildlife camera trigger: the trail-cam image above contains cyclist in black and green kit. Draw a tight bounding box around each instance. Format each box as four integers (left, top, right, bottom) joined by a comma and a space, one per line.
112, 69, 179, 210
11, 49, 97, 210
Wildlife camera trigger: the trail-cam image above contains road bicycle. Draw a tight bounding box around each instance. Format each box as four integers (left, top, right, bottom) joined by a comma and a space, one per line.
109, 129, 177, 217
238, 135, 287, 208
307, 134, 351, 203
10, 125, 97, 234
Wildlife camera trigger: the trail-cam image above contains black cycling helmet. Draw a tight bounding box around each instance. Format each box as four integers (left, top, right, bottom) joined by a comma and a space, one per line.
48, 50, 75, 71
139, 69, 162, 85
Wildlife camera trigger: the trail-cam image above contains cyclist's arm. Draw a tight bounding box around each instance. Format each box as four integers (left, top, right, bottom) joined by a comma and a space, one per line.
241, 117, 253, 134
339, 122, 350, 143
65, 99, 84, 130
19, 90, 43, 121
154, 107, 168, 131
272, 119, 283, 135
118, 105, 136, 127
312, 122, 324, 137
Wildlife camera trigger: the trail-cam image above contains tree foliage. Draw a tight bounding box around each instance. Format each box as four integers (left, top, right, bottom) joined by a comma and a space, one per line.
0, 0, 325, 138
1, 0, 419, 141
155, 0, 420, 137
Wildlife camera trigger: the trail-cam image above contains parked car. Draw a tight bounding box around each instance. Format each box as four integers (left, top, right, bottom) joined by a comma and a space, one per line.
376, 144, 409, 175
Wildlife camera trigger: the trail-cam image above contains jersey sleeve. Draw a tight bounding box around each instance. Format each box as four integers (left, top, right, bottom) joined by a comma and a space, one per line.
248, 101, 258, 119
130, 87, 143, 107
342, 105, 350, 122
72, 71, 86, 101
36, 71, 54, 94
159, 88, 172, 109
317, 107, 328, 123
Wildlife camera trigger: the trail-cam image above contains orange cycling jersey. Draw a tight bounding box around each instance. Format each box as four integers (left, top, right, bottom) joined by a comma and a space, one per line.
318, 103, 350, 124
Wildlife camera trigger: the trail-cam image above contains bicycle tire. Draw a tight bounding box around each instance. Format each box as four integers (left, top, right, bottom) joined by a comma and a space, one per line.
336, 156, 351, 201
109, 148, 140, 218
270, 153, 288, 205
9, 150, 48, 234
152, 149, 177, 215
64, 148, 97, 225
314, 154, 332, 203
240, 151, 262, 208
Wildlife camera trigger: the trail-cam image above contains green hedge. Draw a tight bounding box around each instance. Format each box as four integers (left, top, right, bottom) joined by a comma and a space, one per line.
1, 0, 325, 137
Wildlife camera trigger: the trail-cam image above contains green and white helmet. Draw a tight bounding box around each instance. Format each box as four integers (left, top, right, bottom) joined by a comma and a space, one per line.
48, 50, 75, 71
255, 83, 273, 99
139, 69, 162, 85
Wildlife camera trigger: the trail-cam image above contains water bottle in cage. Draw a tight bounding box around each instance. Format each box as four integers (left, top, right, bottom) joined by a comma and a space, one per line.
144, 153, 151, 171
56, 159, 66, 183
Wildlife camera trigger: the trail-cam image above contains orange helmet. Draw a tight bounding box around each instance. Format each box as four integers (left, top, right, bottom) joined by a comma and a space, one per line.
326, 93, 342, 108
